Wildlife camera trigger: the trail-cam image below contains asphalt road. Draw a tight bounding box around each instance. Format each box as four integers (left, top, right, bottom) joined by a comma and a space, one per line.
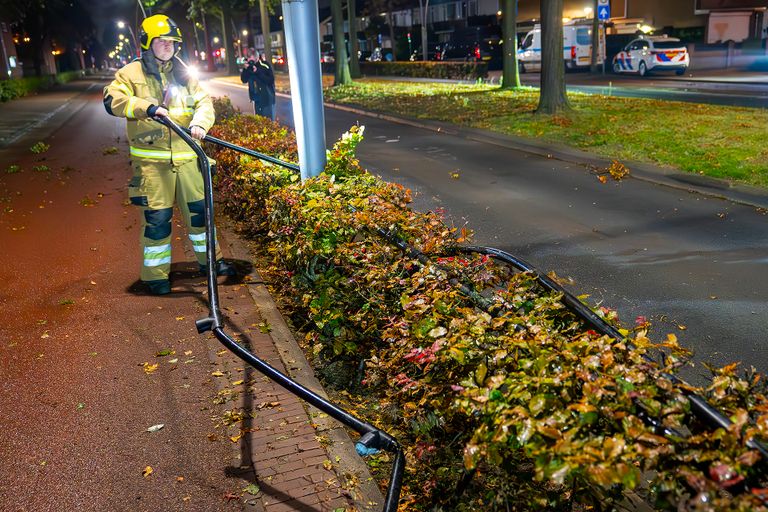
208, 78, 768, 384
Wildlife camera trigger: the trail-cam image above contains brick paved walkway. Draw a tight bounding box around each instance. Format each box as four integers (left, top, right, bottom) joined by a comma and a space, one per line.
200, 226, 382, 512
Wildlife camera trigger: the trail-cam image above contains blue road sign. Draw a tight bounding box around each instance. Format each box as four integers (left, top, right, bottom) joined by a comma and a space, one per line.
598, 4, 610, 20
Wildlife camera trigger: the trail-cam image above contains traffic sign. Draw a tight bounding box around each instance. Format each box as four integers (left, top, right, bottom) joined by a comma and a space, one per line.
598, 3, 610, 21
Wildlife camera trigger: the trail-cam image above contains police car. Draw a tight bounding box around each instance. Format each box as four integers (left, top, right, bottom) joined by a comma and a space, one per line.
612, 36, 690, 77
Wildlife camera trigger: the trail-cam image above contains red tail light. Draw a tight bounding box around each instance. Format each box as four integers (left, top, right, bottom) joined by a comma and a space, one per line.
571, 46, 576, 60
474, 46, 481, 59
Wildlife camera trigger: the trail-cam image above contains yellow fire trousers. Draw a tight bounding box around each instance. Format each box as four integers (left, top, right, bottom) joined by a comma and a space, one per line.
128, 158, 222, 282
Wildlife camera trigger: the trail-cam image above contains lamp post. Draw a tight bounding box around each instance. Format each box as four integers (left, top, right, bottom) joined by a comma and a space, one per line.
117, 21, 141, 58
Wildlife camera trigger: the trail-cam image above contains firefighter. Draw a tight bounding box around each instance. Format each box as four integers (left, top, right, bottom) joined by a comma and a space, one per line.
103, 14, 235, 295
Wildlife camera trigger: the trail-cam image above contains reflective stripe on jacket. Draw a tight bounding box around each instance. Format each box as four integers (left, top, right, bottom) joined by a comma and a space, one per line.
103, 59, 215, 164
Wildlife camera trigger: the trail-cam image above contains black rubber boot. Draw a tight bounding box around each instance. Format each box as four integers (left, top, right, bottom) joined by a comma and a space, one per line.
144, 279, 171, 295
199, 259, 237, 277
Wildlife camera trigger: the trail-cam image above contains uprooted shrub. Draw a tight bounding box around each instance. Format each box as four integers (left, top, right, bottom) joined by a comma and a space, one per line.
208, 98, 768, 511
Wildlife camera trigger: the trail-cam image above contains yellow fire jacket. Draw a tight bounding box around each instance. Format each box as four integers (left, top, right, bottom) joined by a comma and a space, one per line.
103, 56, 215, 165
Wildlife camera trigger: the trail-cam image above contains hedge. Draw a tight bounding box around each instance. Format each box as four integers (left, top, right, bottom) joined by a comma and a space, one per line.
359, 61, 488, 80
0, 70, 85, 102
207, 98, 768, 511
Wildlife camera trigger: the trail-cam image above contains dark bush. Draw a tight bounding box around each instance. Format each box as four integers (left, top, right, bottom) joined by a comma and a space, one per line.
359, 61, 488, 80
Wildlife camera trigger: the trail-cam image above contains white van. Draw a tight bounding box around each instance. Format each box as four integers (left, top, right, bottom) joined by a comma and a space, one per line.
518, 19, 605, 72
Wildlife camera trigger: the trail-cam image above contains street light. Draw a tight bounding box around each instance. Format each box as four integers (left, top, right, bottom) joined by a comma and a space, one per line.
117, 21, 140, 58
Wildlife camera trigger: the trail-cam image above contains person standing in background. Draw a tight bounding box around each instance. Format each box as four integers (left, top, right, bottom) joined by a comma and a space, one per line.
240, 52, 275, 120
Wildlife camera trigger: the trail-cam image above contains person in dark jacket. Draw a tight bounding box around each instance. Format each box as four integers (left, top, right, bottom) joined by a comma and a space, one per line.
240, 53, 275, 120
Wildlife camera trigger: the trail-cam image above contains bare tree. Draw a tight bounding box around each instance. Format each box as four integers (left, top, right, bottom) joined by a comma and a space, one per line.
331, 0, 352, 84
500, 0, 520, 89
536, 0, 570, 114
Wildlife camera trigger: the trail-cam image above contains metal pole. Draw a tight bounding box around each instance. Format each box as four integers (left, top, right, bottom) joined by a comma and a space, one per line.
281, 0, 327, 180
127, 26, 140, 58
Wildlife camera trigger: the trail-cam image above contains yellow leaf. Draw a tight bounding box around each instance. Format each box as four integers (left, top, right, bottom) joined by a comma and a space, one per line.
232, 380, 244, 386
143, 466, 153, 478
143, 363, 159, 374
211, 371, 225, 377
175, 316, 185, 321
322, 460, 333, 471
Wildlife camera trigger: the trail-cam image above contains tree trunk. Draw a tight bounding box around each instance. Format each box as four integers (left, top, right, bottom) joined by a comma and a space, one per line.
221, 4, 238, 75
501, 0, 520, 89
348, 0, 361, 78
201, 11, 216, 72
590, 0, 600, 73
420, 0, 429, 61
191, 16, 202, 62
259, 0, 272, 64
386, 0, 397, 61
536, 0, 570, 114
331, 0, 352, 84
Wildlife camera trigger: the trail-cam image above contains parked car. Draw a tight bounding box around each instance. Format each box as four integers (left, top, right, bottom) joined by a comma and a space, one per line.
612, 35, 690, 76
435, 39, 501, 69
518, 20, 605, 73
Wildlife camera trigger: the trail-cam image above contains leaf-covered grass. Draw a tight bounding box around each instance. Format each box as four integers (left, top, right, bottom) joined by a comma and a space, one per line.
324, 80, 768, 188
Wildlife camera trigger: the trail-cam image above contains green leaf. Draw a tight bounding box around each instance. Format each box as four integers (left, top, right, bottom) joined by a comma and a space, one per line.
529, 394, 548, 416
243, 483, 260, 495
474, 363, 487, 386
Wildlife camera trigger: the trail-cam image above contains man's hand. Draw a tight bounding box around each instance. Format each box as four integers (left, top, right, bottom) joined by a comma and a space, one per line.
152, 106, 169, 118
190, 125, 206, 140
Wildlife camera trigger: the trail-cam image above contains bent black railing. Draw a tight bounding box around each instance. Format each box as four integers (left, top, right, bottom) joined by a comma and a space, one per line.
154, 116, 404, 512
455, 245, 768, 459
